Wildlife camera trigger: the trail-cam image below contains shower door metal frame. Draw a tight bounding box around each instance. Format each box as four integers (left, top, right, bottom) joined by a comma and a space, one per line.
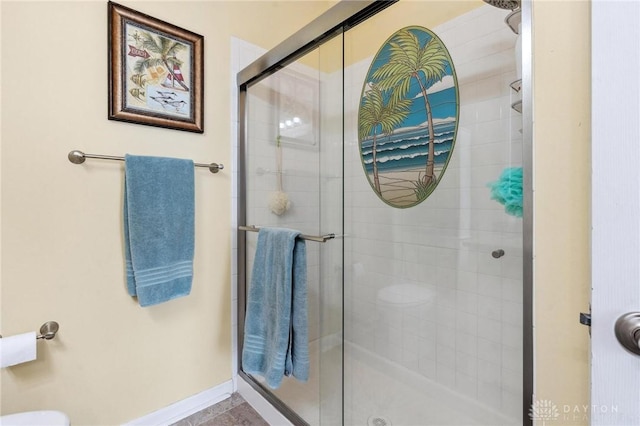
521, 1, 534, 424
236, 1, 534, 425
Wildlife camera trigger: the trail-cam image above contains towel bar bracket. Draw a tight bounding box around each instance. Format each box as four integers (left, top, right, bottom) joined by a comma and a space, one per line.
37, 321, 59, 340
68, 150, 88, 164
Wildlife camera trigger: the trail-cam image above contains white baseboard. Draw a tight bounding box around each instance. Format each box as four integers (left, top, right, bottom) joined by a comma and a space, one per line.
237, 377, 293, 426
122, 380, 234, 426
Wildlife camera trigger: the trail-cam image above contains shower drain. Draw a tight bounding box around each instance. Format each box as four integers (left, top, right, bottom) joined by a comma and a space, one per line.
367, 415, 392, 426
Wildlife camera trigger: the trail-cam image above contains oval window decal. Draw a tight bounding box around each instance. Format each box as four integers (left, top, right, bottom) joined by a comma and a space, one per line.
358, 26, 459, 208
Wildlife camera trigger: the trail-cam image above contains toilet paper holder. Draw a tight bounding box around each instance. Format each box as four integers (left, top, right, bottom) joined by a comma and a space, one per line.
0, 321, 60, 340
36, 321, 59, 340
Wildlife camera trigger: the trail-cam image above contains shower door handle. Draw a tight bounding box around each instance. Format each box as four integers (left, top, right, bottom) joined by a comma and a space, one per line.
614, 312, 640, 356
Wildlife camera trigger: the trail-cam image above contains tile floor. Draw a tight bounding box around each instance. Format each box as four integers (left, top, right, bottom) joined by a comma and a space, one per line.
171, 393, 269, 426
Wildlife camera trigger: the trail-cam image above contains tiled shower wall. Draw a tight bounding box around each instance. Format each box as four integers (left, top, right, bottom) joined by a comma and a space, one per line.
343, 5, 523, 420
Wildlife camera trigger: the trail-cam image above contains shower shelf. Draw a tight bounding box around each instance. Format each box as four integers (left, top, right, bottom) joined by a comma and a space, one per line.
505, 9, 521, 34
510, 79, 522, 93
511, 100, 523, 113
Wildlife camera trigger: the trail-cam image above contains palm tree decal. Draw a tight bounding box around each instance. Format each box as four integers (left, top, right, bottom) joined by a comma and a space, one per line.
357, 26, 457, 208
359, 84, 411, 192
371, 29, 448, 187
134, 32, 189, 92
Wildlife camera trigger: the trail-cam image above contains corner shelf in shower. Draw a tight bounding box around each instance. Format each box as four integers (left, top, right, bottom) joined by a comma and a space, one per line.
511, 100, 522, 114
505, 9, 521, 34
506, 8, 522, 114
510, 79, 522, 113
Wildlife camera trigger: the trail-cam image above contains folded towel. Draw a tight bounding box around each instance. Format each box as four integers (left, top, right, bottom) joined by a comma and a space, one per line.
124, 154, 195, 307
242, 227, 309, 389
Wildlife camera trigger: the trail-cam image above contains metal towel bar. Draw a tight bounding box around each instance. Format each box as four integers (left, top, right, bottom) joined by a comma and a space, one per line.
239, 225, 335, 243
68, 150, 224, 173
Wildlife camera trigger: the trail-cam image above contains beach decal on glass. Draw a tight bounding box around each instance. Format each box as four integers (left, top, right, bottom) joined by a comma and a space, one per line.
358, 26, 459, 208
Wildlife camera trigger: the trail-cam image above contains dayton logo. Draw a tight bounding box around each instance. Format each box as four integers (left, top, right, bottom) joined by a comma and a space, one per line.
529, 399, 560, 425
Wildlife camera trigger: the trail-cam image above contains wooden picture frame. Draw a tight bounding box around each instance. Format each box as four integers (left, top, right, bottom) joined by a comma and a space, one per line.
108, 2, 204, 133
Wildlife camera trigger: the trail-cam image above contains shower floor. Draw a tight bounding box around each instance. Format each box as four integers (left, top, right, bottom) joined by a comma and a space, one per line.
344, 343, 519, 426
267, 338, 519, 426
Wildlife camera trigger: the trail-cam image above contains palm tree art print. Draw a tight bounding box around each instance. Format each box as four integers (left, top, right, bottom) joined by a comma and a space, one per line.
357, 26, 459, 208
359, 83, 412, 192
125, 26, 192, 117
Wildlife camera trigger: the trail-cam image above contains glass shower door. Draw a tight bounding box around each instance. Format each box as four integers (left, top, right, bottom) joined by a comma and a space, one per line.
342, 2, 524, 425
241, 1, 527, 424
243, 36, 344, 426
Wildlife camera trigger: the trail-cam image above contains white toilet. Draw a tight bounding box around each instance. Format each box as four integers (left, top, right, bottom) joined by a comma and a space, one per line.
0, 410, 69, 426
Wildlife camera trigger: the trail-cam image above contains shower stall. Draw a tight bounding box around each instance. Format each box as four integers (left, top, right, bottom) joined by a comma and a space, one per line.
237, 1, 532, 425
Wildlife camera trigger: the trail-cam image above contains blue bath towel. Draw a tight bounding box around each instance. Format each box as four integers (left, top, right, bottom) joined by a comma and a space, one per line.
124, 154, 195, 307
242, 227, 309, 389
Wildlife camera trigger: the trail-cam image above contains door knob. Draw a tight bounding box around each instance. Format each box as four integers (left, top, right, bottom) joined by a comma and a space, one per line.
614, 312, 640, 356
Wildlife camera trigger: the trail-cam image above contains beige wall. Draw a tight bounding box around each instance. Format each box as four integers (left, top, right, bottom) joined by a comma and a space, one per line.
0, 1, 330, 424
1, 0, 593, 424
532, 0, 591, 422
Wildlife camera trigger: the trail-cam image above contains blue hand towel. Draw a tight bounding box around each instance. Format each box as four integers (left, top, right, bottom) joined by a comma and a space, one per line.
242, 227, 309, 389
124, 154, 195, 307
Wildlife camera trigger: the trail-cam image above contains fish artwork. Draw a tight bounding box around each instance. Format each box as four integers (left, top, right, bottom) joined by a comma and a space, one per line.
129, 88, 145, 101
130, 73, 147, 87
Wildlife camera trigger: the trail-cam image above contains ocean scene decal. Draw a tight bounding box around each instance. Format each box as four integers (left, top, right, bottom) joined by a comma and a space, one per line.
358, 26, 459, 208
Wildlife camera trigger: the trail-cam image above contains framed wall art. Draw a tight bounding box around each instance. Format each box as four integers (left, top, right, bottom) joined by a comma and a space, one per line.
108, 2, 204, 133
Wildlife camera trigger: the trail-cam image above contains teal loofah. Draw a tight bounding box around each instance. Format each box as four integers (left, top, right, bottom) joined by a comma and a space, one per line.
487, 167, 523, 218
